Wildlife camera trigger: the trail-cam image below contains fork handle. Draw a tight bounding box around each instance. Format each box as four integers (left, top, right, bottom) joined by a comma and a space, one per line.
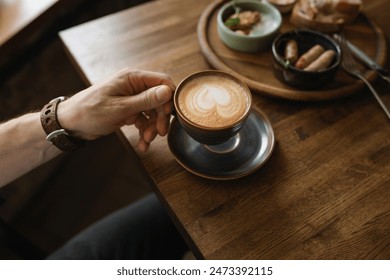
379, 74, 390, 84
357, 73, 390, 120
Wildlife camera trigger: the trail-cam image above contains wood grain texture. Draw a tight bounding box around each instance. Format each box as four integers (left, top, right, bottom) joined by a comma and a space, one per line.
60, 0, 390, 259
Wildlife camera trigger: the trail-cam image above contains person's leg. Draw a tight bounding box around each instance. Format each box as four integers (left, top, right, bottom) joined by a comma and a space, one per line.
47, 193, 188, 259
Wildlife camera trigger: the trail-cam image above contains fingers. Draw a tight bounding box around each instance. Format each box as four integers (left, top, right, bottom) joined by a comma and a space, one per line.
126, 69, 176, 92
134, 110, 170, 152
113, 69, 176, 151
125, 85, 173, 115
137, 138, 149, 153
130, 83, 173, 151
111, 68, 175, 95
137, 127, 156, 152
134, 114, 152, 152
156, 106, 171, 136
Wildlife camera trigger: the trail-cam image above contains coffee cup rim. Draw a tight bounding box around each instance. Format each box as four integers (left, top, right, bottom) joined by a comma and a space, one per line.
174, 70, 252, 131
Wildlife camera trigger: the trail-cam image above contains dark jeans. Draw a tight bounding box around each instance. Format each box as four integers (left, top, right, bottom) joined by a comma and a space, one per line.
47, 193, 188, 259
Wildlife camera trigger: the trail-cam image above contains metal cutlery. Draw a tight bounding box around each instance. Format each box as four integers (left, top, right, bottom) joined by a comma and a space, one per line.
344, 39, 390, 84
334, 33, 390, 120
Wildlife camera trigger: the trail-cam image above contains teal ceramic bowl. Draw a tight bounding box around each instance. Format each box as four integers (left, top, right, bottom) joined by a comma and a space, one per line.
217, 0, 282, 53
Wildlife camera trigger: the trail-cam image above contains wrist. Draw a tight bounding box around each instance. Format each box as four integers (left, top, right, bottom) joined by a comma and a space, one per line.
41, 97, 85, 152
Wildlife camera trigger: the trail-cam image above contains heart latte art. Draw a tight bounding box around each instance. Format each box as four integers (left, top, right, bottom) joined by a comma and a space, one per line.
177, 76, 250, 128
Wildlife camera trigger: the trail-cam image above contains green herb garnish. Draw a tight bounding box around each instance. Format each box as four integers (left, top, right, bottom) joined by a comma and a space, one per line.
225, 17, 240, 27
224, 1, 241, 28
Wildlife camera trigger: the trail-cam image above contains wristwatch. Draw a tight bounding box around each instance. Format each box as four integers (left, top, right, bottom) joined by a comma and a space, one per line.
40, 96, 84, 152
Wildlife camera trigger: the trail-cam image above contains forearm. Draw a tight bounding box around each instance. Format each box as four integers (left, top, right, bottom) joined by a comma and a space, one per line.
0, 69, 174, 187
0, 112, 61, 187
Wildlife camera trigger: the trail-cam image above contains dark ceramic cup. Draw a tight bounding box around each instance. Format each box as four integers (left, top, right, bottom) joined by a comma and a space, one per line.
173, 70, 252, 145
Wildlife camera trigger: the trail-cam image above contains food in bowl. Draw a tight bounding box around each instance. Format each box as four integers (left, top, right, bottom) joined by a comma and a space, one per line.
224, 9, 261, 35
272, 29, 341, 89
286, 42, 336, 71
290, 0, 362, 32
217, 0, 282, 53
265, 0, 297, 14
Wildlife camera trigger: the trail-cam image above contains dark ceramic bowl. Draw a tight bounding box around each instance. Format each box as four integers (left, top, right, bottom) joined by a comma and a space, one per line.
272, 29, 341, 89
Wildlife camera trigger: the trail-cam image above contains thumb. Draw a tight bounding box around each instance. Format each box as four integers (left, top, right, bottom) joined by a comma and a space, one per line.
128, 85, 173, 113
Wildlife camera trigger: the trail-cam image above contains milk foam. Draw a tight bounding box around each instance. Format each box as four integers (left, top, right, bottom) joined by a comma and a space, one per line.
178, 76, 249, 128
192, 84, 231, 111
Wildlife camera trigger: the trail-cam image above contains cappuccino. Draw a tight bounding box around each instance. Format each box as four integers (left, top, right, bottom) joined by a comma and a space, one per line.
177, 74, 250, 128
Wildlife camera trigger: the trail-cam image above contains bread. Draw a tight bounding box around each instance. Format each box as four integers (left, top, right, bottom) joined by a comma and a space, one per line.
290, 0, 362, 33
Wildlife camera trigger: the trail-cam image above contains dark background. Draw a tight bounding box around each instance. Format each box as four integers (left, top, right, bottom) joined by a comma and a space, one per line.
0, 0, 153, 259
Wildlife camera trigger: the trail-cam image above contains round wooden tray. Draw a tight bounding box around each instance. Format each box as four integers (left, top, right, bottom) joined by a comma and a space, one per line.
197, 0, 387, 101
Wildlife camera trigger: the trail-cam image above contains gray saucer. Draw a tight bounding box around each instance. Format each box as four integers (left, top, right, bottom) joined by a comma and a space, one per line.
168, 108, 275, 180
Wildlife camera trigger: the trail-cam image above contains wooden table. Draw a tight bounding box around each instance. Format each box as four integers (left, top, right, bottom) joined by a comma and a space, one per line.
59, 0, 390, 259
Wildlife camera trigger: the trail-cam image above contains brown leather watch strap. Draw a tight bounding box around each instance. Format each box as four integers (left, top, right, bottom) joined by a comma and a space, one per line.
40, 96, 84, 152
